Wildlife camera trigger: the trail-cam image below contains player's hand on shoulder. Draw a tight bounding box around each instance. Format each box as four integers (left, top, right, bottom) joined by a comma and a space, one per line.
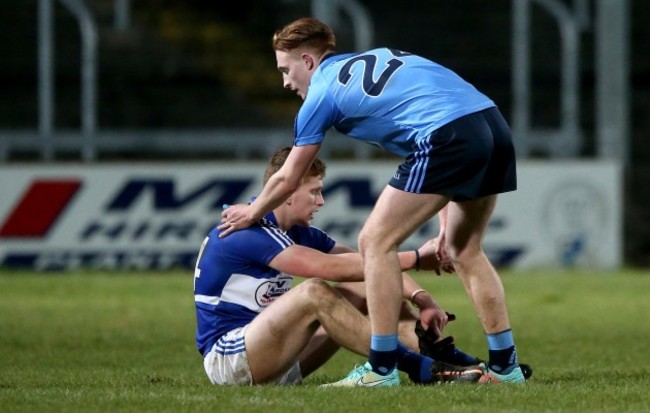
218, 204, 256, 238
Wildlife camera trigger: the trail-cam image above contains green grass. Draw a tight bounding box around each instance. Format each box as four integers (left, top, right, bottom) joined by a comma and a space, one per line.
1, 268, 649, 412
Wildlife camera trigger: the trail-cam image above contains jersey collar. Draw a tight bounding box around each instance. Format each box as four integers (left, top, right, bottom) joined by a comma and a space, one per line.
319, 52, 356, 69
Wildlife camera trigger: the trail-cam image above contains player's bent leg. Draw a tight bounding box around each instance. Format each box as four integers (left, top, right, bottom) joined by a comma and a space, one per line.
331, 282, 368, 313
300, 281, 434, 382
333, 281, 423, 352
297, 326, 340, 378
445, 196, 523, 381
359, 187, 447, 338
445, 196, 510, 334
317, 280, 486, 386
335, 280, 494, 372
247, 278, 375, 383
244, 279, 345, 383
356, 187, 449, 380
244, 280, 324, 383
298, 282, 366, 379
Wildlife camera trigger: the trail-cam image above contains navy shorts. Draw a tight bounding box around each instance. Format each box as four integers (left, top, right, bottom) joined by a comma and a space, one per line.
389, 106, 517, 201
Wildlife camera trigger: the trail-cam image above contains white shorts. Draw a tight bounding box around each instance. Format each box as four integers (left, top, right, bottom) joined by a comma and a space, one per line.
203, 325, 303, 385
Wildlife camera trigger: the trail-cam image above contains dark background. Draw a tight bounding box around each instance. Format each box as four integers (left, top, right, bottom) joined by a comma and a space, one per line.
1, 1, 648, 265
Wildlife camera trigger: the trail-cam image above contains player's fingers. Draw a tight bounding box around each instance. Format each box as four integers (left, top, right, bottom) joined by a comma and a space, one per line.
217, 218, 238, 232
220, 204, 236, 221
430, 324, 442, 338
218, 225, 234, 238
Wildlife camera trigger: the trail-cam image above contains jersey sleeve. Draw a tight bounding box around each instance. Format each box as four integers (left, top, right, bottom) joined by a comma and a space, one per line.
253, 225, 295, 265
222, 224, 294, 267
288, 225, 336, 253
293, 76, 340, 147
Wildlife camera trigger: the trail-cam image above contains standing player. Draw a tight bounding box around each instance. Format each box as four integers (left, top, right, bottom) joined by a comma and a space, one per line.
195, 147, 483, 386
219, 17, 524, 385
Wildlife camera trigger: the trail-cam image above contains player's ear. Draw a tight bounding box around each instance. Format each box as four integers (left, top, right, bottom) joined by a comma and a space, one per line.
286, 196, 293, 206
302, 53, 315, 70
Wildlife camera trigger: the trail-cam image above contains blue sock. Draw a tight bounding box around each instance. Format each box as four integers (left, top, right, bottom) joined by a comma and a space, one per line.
442, 346, 481, 366
368, 334, 398, 375
453, 347, 480, 365
487, 329, 518, 374
396, 343, 433, 383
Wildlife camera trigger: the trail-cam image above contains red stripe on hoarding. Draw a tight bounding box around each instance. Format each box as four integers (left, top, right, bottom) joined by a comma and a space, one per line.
0, 180, 82, 238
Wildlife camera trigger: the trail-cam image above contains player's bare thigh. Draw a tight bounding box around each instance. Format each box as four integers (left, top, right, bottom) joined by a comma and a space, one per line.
445, 195, 498, 254
335, 282, 416, 317
360, 186, 450, 250
243, 282, 321, 383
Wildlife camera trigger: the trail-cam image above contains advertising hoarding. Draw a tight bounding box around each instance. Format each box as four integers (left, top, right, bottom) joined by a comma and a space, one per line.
0, 161, 621, 271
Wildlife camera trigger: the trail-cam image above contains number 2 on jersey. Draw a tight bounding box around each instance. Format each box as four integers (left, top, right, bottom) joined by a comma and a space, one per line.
337, 49, 410, 97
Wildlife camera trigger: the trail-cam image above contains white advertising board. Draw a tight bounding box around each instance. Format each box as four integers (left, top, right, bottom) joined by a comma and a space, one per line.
0, 161, 621, 270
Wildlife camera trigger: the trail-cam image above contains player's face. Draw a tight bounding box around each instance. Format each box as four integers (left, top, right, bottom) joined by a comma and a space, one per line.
289, 175, 325, 227
275, 49, 312, 100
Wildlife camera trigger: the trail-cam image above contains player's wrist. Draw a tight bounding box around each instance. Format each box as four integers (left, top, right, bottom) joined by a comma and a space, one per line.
410, 288, 428, 308
246, 207, 263, 223
413, 249, 421, 271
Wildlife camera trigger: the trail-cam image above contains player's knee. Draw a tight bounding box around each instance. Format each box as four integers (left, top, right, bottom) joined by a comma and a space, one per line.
358, 228, 392, 256
299, 278, 349, 315
446, 242, 485, 267
333, 283, 367, 312
297, 278, 337, 301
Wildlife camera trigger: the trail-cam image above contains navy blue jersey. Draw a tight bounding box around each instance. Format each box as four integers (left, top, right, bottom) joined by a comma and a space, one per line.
193, 212, 336, 356
295, 48, 495, 157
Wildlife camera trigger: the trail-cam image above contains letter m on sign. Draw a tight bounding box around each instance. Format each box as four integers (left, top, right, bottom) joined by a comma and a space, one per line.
106, 179, 252, 210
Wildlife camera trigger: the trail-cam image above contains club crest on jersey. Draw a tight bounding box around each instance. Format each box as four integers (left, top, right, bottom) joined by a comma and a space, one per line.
255, 276, 293, 306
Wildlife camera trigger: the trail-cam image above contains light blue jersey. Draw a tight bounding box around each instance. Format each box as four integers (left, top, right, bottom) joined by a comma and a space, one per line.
193, 212, 335, 356
294, 48, 495, 157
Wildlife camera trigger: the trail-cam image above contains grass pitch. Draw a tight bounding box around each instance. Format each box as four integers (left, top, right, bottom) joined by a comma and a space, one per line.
1, 268, 649, 412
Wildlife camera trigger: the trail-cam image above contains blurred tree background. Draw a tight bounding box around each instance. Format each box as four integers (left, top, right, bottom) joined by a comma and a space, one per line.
2, 1, 648, 159
4, 0, 636, 135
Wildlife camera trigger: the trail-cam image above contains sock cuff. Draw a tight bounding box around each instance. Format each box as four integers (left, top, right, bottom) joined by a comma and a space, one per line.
486, 329, 515, 350
370, 334, 399, 352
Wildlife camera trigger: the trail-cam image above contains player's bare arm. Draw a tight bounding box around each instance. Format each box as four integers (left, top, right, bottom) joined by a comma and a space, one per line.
269, 244, 433, 282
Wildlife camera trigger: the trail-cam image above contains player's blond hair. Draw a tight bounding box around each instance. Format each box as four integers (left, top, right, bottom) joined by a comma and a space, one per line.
272, 17, 336, 55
